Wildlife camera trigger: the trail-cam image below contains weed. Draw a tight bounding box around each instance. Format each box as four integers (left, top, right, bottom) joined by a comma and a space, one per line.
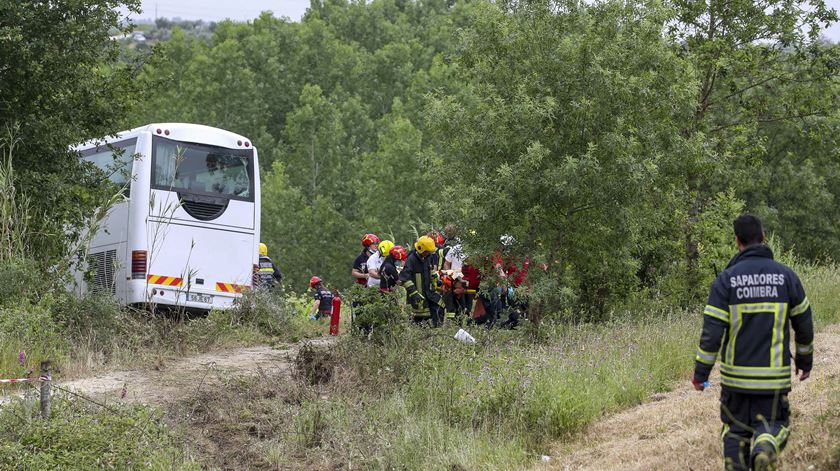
0, 393, 199, 469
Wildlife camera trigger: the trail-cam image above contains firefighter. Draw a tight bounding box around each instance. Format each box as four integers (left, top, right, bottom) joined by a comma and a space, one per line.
692, 215, 813, 471
256, 243, 282, 290
379, 245, 406, 292
428, 231, 448, 275
351, 233, 380, 285
399, 235, 446, 327
308, 276, 334, 320
442, 274, 472, 322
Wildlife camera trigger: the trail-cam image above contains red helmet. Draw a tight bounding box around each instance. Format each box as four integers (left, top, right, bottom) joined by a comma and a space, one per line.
309, 276, 322, 288
361, 233, 381, 247
389, 245, 408, 261
429, 231, 445, 247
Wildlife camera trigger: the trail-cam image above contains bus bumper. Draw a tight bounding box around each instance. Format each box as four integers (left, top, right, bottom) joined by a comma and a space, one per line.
128, 282, 240, 310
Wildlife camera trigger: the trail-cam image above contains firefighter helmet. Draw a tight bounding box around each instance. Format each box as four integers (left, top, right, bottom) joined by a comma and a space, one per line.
361, 233, 381, 247
390, 245, 408, 261
415, 236, 436, 254
378, 240, 395, 257
259, 242, 268, 256
309, 276, 322, 288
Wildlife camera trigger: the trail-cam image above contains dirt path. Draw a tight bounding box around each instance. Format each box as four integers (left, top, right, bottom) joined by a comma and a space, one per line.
6, 338, 335, 407
537, 324, 840, 471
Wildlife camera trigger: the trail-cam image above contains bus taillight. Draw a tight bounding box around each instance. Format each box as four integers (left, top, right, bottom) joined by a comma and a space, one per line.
132, 251, 148, 279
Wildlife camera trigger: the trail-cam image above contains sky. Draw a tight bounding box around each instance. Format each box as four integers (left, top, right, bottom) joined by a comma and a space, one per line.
123, 0, 311, 23
123, 0, 840, 42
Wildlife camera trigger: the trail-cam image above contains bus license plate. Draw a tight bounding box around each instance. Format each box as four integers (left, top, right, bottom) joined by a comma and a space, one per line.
188, 293, 213, 304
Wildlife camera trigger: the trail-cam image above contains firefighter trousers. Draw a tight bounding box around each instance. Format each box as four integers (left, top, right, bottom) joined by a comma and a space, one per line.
410, 298, 444, 327
720, 388, 790, 471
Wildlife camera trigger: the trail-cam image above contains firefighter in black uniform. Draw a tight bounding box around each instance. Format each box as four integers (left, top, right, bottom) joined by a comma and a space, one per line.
692, 215, 814, 471
308, 276, 334, 319
379, 245, 407, 292
256, 243, 282, 290
399, 235, 446, 327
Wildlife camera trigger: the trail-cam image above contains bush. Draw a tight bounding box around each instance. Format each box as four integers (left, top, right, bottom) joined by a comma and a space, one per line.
216, 288, 320, 342
0, 257, 53, 309
0, 295, 69, 377
0, 394, 198, 469
346, 285, 406, 339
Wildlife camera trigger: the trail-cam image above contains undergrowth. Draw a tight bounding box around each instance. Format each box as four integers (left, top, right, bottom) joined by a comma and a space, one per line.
0, 392, 198, 469
164, 259, 840, 470
0, 253, 837, 469
0, 266, 322, 381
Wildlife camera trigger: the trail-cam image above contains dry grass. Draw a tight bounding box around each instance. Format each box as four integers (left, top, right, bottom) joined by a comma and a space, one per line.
537, 323, 840, 471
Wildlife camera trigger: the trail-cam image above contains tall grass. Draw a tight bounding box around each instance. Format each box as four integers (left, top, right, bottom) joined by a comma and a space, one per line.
337, 313, 698, 469
0, 126, 31, 264
797, 262, 840, 327
178, 257, 840, 469
0, 393, 199, 469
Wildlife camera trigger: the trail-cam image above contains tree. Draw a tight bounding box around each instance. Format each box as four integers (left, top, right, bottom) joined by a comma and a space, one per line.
426, 0, 709, 312
0, 0, 143, 259
671, 0, 840, 293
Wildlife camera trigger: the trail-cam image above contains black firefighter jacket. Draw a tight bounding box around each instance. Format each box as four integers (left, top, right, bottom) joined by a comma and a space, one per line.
693, 245, 814, 394
398, 249, 443, 307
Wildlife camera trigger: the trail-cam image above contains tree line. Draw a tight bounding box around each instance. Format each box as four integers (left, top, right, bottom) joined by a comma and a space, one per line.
2, 0, 839, 316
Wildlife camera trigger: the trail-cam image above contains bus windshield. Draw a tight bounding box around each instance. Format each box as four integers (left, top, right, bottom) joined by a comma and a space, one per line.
152, 136, 254, 201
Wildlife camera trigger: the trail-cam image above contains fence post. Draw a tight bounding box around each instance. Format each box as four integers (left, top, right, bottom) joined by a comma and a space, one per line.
39, 360, 51, 419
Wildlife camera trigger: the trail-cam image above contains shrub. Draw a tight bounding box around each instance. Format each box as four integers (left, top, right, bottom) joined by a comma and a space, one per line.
0, 394, 198, 469
0, 295, 68, 377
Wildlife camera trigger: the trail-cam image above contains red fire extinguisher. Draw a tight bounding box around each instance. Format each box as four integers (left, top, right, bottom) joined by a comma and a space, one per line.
330, 295, 341, 336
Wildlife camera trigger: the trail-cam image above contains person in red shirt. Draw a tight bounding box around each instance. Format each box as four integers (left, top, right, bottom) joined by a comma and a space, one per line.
492, 235, 530, 329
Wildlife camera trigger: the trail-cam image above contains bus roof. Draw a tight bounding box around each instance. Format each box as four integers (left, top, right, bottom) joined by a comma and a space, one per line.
75, 123, 254, 151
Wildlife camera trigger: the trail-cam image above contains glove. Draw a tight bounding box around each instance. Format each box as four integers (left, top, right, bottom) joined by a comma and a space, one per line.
408, 291, 423, 306
794, 354, 812, 375
691, 378, 710, 391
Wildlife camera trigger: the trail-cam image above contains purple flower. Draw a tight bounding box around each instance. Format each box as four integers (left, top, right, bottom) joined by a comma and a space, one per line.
18, 351, 25, 367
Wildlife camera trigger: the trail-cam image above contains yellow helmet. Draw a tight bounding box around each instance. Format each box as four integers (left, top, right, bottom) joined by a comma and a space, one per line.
379, 240, 395, 257
259, 243, 268, 256
415, 235, 436, 254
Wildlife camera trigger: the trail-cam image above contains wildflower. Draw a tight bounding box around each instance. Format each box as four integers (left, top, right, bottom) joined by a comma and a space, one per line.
18, 350, 25, 367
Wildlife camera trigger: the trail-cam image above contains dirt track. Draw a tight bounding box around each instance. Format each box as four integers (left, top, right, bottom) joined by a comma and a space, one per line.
536, 324, 840, 471
15, 338, 335, 406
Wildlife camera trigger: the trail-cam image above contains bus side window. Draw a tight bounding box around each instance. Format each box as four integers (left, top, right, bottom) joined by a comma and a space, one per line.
82, 142, 137, 197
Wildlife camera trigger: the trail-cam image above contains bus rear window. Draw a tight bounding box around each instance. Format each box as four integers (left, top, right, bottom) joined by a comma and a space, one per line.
152, 137, 254, 201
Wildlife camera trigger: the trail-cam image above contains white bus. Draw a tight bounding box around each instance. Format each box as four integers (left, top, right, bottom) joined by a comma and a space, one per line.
74, 123, 261, 311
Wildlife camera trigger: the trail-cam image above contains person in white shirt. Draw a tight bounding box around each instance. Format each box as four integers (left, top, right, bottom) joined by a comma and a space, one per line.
444, 243, 465, 271
367, 239, 394, 287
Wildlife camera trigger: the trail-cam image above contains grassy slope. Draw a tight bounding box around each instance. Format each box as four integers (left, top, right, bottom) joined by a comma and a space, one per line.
171, 261, 840, 470
1, 262, 836, 469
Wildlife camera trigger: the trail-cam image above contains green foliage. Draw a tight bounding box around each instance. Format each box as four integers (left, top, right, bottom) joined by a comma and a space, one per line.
0, 0, 145, 260
0, 395, 198, 469
128, 0, 840, 304
427, 0, 706, 310
214, 288, 319, 341
346, 284, 406, 337
0, 296, 69, 377
129, 2, 460, 288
